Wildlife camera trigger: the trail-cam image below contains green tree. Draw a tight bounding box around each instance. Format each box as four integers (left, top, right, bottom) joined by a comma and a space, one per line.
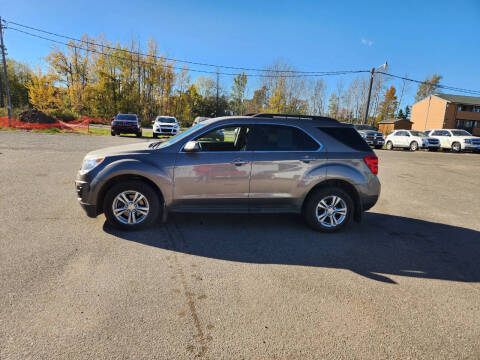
230, 72, 247, 115
415, 74, 442, 102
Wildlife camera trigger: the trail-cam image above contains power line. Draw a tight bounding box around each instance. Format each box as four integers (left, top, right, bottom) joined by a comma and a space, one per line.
378, 72, 480, 96
6, 25, 368, 78
4, 19, 364, 75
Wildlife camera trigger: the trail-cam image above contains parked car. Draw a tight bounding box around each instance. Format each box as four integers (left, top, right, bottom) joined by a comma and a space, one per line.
426, 129, 480, 152
76, 114, 380, 232
111, 114, 142, 137
192, 116, 210, 126
152, 116, 179, 138
385, 130, 440, 151
352, 124, 385, 149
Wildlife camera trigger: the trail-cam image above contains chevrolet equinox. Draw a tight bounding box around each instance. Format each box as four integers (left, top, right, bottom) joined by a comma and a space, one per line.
76, 113, 380, 232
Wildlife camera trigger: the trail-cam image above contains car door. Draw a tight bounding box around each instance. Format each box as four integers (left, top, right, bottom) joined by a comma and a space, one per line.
394, 131, 407, 147
173, 125, 253, 211
246, 124, 326, 212
431, 130, 450, 148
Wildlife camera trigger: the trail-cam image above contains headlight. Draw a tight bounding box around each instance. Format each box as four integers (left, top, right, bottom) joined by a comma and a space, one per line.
80, 157, 104, 175
464, 139, 472, 144
360, 133, 366, 138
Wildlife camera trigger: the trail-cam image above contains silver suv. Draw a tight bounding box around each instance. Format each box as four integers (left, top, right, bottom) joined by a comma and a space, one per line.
76, 114, 380, 232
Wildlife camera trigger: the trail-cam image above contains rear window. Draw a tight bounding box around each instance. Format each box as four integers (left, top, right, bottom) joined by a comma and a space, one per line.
116, 114, 137, 121
320, 127, 371, 151
247, 125, 319, 151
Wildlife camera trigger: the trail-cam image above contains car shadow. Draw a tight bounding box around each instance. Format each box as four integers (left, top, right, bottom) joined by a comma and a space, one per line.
103, 212, 480, 284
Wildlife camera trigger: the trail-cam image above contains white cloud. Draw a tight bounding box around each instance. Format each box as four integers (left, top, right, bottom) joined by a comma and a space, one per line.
361, 38, 373, 46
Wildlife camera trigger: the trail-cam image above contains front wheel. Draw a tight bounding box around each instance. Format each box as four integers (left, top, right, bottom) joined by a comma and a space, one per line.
136, 131, 142, 138
374, 145, 383, 149
386, 141, 393, 150
451, 142, 461, 153
111, 131, 115, 136
303, 187, 353, 232
410, 141, 418, 151
153, 133, 158, 139
104, 180, 160, 230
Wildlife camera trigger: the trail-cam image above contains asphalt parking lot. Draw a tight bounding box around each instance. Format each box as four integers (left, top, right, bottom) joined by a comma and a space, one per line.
1, 131, 479, 359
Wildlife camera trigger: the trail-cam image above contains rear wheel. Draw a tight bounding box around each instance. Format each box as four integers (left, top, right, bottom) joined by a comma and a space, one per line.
451, 142, 461, 153
303, 187, 353, 232
386, 141, 393, 150
410, 141, 418, 151
104, 180, 160, 230
153, 133, 158, 139
111, 131, 115, 136
136, 130, 142, 138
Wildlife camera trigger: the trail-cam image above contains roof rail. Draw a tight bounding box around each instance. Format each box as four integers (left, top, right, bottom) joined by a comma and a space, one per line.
247, 113, 338, 123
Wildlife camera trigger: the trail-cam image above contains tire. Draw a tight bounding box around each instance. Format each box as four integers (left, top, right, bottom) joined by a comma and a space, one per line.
374, 145, 383, 149
410, 141, 418, 151
429, 148, 438, 152
136, 131, 142, 138
303, 187, 354, 232
111, 131, 115, 136
104, 180, 160, 230
386, 141, 393, 150
153, 133, 158, 139
451, 142, 461, 153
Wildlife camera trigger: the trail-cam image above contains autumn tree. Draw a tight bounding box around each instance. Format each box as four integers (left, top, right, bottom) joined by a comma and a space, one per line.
415, 74, 442, 102
328, 92, 338, 118
376, 85, 398, 124
26, 71, 63, 112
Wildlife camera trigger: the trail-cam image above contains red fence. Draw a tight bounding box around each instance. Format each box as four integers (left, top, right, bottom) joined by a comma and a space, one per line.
0, 116, 94, 132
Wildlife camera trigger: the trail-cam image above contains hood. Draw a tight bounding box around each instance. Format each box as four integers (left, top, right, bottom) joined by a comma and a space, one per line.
359, 130, 383, 136
85, 141, 153, 158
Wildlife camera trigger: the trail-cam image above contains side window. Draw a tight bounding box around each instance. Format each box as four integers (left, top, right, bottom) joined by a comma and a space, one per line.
193, 126, 246, 152
397, 131, 407, 136
247, 125, 319, 151
320, 127, 371, 151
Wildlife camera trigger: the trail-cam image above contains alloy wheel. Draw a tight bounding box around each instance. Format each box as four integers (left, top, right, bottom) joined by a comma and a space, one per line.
316, 195, 347, 228
112, 190, 150, 225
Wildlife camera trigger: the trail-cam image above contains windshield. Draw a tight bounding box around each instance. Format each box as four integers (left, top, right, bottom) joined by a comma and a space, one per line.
354, 124, 375, 131
410, 131, 426, 137
116, 114, 137, 121
157, 123, 207, 149
156, 117, 176, 123
451, 130, 471, 136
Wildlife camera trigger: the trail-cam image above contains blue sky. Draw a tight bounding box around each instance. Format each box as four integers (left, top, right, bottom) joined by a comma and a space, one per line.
3, 0, 479, 106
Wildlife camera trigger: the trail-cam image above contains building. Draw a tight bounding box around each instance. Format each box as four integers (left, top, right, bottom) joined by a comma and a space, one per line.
411, 93, 480, 136
377, 118, 412, 134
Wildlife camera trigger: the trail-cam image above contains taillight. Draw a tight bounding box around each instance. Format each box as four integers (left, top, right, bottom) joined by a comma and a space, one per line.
363, 155, 378, 175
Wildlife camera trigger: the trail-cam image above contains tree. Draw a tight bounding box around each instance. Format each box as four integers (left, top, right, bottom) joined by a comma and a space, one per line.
230, 73, 247, 115
26, 71, 63, 112
376, 86, 398, 124
328, 92, 338, 118
310, 79, 326, 116
415, 74, 442, 102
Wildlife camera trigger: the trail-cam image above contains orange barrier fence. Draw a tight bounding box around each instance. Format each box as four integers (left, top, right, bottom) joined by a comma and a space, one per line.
0, 116, 92, 132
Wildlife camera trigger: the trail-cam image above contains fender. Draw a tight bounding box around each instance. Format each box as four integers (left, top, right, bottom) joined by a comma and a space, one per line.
87, 158, 174, 206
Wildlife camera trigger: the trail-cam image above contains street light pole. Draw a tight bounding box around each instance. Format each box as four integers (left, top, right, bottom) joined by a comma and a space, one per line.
363, 62, 388, 125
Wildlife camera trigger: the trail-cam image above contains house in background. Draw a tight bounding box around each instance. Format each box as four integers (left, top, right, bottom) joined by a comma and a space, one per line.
377, 118, 412, 134
411, 93, 480, 136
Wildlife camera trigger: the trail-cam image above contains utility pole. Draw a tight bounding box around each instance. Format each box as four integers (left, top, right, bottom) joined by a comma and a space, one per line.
0, 60, 4, 108
216, 69, 219, 117
363, 68, 375, 124
0, 17, 12, 125
363, 62, 388, 125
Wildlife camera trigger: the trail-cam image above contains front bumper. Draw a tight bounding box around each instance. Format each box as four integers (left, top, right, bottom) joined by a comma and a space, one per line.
365, 139, 384, 146
463, 144, 480, 151
75, 180, 97, 218
153, 127, 178, 135
111, 125, 141, 134
421, 143, 440, 149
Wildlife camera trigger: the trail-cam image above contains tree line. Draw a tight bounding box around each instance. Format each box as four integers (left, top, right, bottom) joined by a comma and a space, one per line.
0, 34, 442, 127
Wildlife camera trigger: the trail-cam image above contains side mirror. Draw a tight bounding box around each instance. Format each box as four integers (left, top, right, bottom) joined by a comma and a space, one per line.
184, 141, 201, 152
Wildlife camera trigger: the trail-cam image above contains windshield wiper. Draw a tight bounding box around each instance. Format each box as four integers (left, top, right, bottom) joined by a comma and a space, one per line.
148, 141, 163, 149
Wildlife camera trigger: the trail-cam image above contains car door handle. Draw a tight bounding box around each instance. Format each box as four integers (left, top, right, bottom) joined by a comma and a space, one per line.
231, 159, 249, 166
301, 156, 313, 164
